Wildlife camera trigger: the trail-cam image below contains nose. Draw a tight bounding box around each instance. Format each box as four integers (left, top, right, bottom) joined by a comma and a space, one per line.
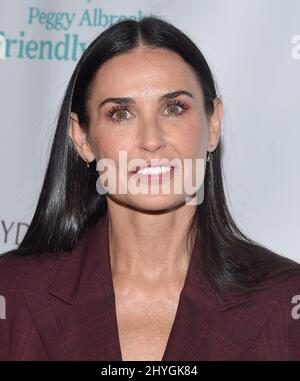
138, 118, 167, 154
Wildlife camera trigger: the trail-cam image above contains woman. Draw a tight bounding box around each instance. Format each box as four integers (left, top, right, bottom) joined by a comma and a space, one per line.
1, 16, 300, 361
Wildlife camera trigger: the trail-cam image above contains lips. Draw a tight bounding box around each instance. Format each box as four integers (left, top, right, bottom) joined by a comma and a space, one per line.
132, 165, 174, 173
130, 160, 177, 173
131, 165, 176, 186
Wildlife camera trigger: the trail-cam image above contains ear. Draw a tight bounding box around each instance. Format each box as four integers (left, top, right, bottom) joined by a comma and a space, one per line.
207, 97, 223, 151
69, 112, 95, 163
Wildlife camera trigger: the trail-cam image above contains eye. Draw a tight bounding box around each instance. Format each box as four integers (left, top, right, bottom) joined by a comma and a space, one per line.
107, 99, 189, 123
164, 99, 188, 116
108, 105, 130, 122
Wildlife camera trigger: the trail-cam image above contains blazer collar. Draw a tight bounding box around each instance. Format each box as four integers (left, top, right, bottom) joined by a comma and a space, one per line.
22, 211, 278, 360
46, 211, 115, 306
45, 211, 252, 311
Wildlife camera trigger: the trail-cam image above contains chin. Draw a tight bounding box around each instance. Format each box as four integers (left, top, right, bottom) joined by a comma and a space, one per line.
108, 193, 186, 213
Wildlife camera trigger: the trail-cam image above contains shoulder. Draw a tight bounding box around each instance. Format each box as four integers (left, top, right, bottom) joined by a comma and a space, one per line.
241, 272, 300, 360
256, 271, 300, 328
0, 251, 62, 296
268, 272, 300, 322
0, 252, 62, 360
250, 271, 300, 307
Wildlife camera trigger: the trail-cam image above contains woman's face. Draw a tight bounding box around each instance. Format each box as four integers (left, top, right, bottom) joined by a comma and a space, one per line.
70, 46, 222, 212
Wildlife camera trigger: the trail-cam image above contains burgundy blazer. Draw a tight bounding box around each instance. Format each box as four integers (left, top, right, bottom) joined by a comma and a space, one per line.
0, 211, 300, 361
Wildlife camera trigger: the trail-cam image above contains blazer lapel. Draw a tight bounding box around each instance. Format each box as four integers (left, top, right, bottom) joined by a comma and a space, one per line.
22, 212, 122, 360
22, 211, 278, 361
162, 243, 279, 360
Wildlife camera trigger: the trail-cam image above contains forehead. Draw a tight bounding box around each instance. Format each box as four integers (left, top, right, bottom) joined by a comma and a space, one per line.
90, 47, 203, 100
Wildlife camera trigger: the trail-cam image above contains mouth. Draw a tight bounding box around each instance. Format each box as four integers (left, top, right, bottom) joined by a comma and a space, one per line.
132, 165, 175, 175
129, 165, 176, 186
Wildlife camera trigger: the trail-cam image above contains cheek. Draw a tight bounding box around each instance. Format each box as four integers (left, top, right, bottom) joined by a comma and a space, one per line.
175, 122, 207, 193
176, 121, 208, 157
90, 130, 123, 162
87, 105, 124, 161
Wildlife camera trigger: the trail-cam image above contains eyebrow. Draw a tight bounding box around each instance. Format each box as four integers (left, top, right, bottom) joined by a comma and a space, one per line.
98, 90, 194, 109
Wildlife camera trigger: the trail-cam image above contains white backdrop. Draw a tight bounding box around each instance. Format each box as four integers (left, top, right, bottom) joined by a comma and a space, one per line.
0, 0, 299, 262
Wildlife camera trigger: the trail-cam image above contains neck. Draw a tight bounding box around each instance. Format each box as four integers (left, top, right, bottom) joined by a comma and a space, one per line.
106, 199, 196, 285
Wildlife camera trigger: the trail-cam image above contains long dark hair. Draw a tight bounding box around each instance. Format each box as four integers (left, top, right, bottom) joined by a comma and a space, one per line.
4, 15, 300, 294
